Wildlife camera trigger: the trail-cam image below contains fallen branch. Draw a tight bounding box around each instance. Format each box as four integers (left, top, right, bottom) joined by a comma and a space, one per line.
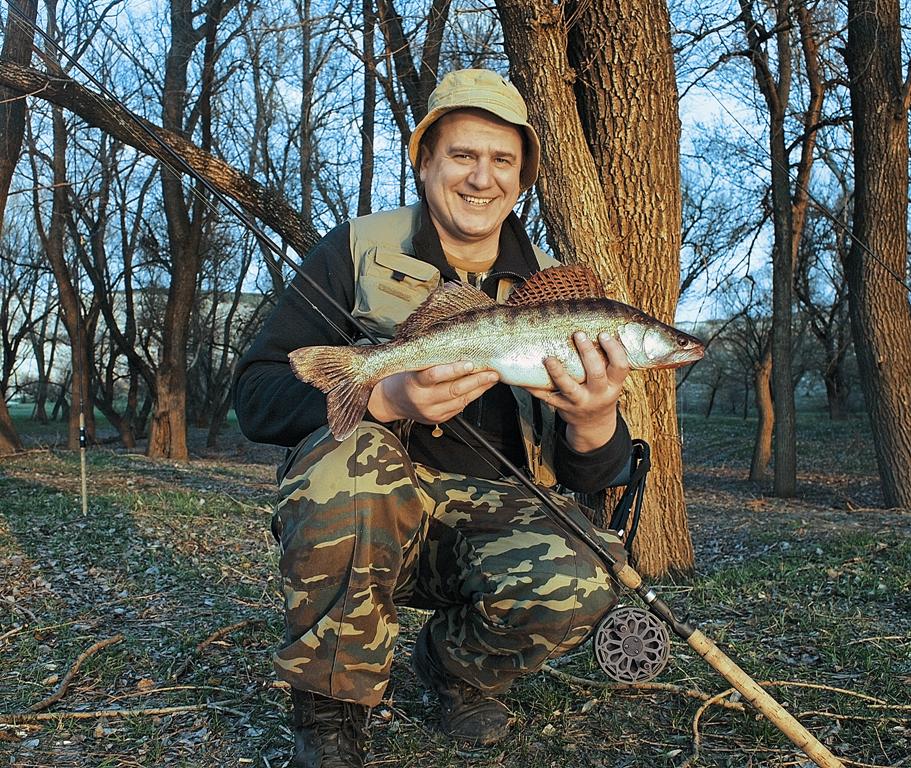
171, 618, 262, 680
28, 634, 124, 713
679, 686, 737, 768
679, 680, 898, 768
0, 700, 238, 724
541, 664, 747, 712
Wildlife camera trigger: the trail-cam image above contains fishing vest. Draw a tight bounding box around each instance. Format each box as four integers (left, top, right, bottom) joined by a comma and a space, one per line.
348, 203, 561, 487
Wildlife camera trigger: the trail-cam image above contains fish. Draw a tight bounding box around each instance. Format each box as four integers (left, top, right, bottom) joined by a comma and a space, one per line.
289, 264, 704, 440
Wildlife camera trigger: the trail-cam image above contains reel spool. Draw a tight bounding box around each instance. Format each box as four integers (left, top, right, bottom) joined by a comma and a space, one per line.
593, 605, 670, 683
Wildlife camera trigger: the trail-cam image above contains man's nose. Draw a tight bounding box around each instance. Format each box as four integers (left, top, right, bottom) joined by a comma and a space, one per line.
468, 159, 493, 187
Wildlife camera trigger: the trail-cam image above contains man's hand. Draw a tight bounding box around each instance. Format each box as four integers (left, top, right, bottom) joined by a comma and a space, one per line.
367, 362, 500, 426
526, 332, 630, 453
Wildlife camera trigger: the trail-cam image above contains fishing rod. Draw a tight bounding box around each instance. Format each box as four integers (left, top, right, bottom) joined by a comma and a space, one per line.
8, 6, 845, 766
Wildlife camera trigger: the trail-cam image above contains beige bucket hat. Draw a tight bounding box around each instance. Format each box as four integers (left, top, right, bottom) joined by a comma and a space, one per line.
408, 68, 541, 190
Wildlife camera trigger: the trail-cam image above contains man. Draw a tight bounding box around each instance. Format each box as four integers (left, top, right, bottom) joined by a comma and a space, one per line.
234, 69, 633, 767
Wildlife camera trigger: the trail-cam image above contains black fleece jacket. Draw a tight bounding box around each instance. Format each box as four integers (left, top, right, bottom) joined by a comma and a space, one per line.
233, 203, 631, 493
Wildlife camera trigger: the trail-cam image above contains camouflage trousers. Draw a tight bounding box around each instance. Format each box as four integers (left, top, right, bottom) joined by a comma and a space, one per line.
270, 423, 621, 707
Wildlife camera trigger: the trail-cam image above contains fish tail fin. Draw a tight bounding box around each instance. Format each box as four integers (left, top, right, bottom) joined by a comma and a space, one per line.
288, 346, 374, 440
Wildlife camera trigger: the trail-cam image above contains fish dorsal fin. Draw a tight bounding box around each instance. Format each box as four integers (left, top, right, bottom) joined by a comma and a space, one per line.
397, 280, 496, 337
505, 264, 607, 305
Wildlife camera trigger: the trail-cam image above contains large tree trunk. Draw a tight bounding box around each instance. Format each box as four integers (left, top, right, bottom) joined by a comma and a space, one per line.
844, 0, 911, 508
496, 0, 692, 576
565, 0, 692, 574
0, 0, 38, 455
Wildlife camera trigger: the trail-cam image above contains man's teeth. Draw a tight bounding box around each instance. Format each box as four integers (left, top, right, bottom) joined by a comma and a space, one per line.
461, 195, 493, 206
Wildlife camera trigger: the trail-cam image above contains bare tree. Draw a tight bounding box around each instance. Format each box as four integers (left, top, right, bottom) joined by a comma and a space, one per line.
736, 0, 828, 496
25, 0, 99, 452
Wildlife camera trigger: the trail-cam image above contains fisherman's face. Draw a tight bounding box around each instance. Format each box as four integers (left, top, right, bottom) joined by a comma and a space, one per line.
420, 109, 524, 255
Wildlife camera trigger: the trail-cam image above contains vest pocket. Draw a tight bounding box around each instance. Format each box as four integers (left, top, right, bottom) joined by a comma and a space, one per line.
353, 248, 441, 339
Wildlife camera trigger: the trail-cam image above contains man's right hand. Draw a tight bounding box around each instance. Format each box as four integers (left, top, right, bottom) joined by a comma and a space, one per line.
367, 362, 500, 426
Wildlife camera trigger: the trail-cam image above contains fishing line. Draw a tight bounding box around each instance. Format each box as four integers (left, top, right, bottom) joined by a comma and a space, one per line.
699, 74, 911, 295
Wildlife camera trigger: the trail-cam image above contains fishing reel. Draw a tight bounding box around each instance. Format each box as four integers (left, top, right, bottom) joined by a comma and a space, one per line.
592, 605, 670, 683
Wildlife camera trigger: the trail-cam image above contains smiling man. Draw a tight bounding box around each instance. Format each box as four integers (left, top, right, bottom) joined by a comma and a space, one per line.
234, 69, 633, 767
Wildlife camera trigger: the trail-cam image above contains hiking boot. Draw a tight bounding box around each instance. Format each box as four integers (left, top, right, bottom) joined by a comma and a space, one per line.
411, 624, 512, 745
290, 688, 369, 768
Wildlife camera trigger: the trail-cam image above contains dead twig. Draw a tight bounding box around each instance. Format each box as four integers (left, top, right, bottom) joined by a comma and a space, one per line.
171, 618, 263, 680
27, 634, 124, 713
0, 699, 238, 724
759, 680, 887, 706
2, 596, 37, 623
679, 679, 898, 768
680, 686, 737, 768
540, 664, 747, 712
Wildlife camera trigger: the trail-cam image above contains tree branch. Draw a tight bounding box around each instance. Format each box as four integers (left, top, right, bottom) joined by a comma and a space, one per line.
0, 60, 320, 258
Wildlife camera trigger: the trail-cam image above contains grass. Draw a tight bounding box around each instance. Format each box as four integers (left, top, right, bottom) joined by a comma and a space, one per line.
1, 411, 909, 767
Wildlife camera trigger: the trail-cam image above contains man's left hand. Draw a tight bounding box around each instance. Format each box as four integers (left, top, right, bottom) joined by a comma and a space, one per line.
525, 332, 630, 453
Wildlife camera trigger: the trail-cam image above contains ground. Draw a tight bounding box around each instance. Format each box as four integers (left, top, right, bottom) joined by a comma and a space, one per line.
0, 411, 909, 767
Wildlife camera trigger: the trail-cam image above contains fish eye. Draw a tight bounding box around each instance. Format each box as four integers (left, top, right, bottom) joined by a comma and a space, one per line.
676, 336, 690, 347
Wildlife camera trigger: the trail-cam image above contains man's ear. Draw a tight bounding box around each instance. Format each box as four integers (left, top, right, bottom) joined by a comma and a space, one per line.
418, 149, 429, 183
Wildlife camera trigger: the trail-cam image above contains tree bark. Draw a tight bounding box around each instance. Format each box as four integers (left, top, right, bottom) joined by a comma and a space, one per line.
750, 340, 773, 482
0, 0, 38, 455
565, 0, 692, 575
495, 0, 692, 575
844, 0, 911, 508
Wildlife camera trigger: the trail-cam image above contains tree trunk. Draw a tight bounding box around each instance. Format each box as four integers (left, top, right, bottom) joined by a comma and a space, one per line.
844, 0, 911, 508
0, 0, 37, 225
357, 0, 376, 217
496, 0, 692, 576
750, 341, 773, 482
0, 0, 38, 455
566, 0, 692, 576
45, 108, 96, 450
147, 0, 217, 460
768, 110, 797, 496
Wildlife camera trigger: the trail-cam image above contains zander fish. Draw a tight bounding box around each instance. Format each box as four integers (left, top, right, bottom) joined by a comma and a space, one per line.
289, 265, 704, 440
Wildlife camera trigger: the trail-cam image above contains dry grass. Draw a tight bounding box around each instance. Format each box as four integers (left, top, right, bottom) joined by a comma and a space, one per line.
1, 412, 909, 767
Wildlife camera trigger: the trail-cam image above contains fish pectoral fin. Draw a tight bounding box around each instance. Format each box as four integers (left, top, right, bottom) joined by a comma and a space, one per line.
505, 264, 607, 305
396, 281, 496, 338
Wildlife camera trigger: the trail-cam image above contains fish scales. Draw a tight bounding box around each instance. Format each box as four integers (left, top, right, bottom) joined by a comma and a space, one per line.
357, 300, 613, 390
288, 266, 704, 440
